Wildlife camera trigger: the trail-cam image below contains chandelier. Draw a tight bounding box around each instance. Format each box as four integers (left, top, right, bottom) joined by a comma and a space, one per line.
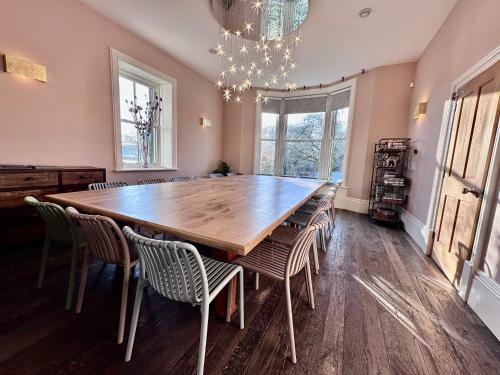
211, 0, 309, 103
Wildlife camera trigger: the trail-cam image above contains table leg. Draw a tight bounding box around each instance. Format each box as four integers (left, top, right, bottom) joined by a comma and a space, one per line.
212, 249, 238, 319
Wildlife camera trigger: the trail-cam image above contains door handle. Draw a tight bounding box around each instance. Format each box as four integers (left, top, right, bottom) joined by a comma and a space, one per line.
462, 187, 481, 198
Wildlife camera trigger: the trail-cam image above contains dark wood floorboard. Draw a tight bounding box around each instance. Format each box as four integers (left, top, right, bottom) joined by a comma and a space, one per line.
0, 210, 499, 374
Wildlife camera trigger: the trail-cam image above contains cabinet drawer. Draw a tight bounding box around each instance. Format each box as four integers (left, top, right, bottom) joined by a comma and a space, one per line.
0, 172, 58, 189
0, 187, 59, 208
61, 170, 105, 186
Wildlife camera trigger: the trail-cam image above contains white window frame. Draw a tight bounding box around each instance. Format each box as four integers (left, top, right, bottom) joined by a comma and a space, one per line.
254, 78, 357, 186
110, 48, 178, 171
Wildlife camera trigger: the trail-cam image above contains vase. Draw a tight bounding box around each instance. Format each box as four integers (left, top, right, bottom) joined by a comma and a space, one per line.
139, 133, 151, 168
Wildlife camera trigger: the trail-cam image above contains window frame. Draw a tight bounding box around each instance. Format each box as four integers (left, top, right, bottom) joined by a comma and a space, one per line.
253, 78, 357, 186
110, 48, 178, 171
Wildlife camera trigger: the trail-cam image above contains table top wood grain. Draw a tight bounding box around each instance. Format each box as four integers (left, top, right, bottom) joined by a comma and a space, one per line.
46, 175, 325, 255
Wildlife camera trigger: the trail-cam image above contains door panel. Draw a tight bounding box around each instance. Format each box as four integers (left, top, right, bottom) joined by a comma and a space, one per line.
432, 61, 500, 286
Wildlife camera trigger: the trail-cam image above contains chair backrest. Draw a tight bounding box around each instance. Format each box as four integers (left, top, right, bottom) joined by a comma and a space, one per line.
170, 176, 192, 183
306, 200, 332, 226
137, 178, 167, 185
286, 212, 329, 278
194, 176, 209, 180
209, 173, 224, 178
123, 226, 208, 304
65, 207, 131, 266
24, 196, 76, 243
88, 181, 128, 190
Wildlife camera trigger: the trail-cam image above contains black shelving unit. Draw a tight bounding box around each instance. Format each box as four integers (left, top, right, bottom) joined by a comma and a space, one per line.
369, 138, 411, 225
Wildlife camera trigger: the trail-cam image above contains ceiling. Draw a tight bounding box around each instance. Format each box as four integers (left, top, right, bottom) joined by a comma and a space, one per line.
80, 0, 458, 86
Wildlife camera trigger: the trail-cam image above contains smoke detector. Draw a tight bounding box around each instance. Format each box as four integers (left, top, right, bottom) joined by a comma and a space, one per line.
359, 8, 372, 19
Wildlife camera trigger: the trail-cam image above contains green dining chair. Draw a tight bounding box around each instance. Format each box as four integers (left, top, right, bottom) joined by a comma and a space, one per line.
24, 196, 86, 310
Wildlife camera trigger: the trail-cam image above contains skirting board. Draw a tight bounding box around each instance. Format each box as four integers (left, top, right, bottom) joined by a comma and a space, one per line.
400, 209, 428, 252
467, 270, 500, 340
335, 196, 369, 214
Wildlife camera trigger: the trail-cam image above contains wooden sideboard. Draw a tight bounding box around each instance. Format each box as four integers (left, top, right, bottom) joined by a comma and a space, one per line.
0, 165, 106, 249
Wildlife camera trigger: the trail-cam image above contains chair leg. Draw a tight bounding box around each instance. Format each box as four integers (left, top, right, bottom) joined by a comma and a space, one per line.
75, 249, 90, 314
255, 272, 260, 290
303, 268, 311, 305
305, 260, 315, 309
118, 266, 130, 344
65, 242, 80, 310
125, 277, 145, 362
226, 277, 233, 323
319, 229, 325, 252
312, 238, 319, 275
322, 229, 328, 252
198, 302, 209, 375
284, 279, 297, 364
37, 236, 50, 289
239, 269, 245, 330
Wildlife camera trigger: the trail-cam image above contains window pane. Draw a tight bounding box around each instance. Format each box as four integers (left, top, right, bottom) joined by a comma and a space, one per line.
330, 106, 349, 183
119, 76, 134, 121
135, 82, 151, 110
121, 122, 139, 164
261, 113, 278, 139
285, 112, 325, 140
260, 140, 276, 174
330, 139, 346, 183
333, 107, 349, 140
283, 141, 321, 178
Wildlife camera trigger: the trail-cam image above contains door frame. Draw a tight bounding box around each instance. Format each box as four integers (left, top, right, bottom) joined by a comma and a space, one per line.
425, 46, 500, 299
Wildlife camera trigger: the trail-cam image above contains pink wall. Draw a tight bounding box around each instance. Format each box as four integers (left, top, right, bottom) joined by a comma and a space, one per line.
222, 89, 256, 175
349, 63, 416, 199
406, 0, 500, 223
0, 0, 223, 184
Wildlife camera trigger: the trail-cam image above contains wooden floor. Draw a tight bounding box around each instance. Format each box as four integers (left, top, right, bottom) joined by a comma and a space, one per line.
1, 211, 499, 374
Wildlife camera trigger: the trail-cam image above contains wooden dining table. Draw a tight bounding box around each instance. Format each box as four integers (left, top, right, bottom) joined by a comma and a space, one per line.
46, 174, 326, 315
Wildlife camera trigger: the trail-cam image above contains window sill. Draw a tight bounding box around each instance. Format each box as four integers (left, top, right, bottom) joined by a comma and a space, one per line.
114, 167, 178, 172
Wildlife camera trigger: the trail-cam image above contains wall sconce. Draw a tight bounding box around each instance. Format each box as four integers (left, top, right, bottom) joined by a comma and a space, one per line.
413, 101, 427, 119
3, 54, 47, 82
200, 117, 212, 128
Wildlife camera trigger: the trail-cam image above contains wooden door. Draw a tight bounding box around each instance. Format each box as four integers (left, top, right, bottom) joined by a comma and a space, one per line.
432, 61, 500, 286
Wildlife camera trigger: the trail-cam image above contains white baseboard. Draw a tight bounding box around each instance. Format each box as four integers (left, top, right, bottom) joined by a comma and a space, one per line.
401, 209, 428, 252
467, 271, 500, 340
335, 196, 369, 214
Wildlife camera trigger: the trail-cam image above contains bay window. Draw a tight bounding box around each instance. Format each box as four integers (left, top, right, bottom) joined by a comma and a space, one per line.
254, 81, 355, 184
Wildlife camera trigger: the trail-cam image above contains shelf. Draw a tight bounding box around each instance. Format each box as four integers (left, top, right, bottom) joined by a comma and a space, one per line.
370, 138, 410, 227
374, 183, 406, 187
374, 200, 405, 206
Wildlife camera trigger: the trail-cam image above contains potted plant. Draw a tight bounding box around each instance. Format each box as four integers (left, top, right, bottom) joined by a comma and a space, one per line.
212, 160, 231, 176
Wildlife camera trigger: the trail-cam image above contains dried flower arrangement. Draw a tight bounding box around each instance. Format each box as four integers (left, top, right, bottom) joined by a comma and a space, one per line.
126, 94, 162, 168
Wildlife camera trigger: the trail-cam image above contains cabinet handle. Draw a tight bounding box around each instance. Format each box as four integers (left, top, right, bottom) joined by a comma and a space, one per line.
24, 176, 35, 181
79, 175, 90, 179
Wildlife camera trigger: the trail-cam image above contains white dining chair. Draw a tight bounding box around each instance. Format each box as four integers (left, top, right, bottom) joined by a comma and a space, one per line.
123, 227, 245, 375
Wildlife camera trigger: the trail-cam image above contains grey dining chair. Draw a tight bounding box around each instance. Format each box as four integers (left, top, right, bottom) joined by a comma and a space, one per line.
123, 227, 244, 374
24, 196, 85, 310
137, 178, 167, 185
170, 176, 192, 182
234, 212, 329, 364
88, 181, 128, 190
66, 207, 138, 344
